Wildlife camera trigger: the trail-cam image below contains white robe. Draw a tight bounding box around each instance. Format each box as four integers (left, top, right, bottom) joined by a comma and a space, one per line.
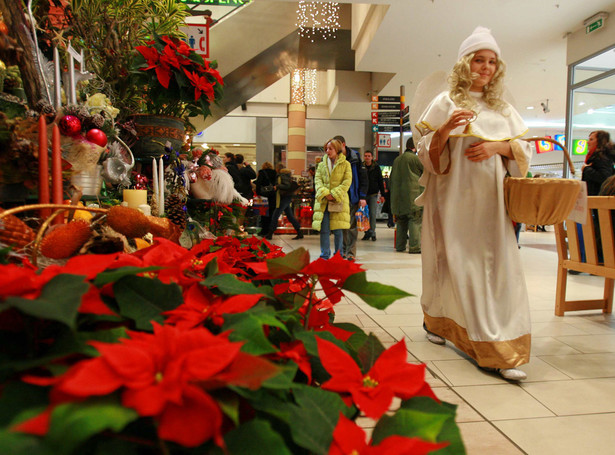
415, 91, 532, 369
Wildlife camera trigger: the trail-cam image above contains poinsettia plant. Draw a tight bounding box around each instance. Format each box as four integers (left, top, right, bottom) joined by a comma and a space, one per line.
0, 236, 465, 454
133, 34, 224, 125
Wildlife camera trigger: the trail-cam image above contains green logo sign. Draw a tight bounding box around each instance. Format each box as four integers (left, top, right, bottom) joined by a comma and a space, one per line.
179, 0, 252, 5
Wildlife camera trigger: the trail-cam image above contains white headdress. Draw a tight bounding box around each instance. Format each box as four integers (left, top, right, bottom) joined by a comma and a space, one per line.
457, 26, 501, 61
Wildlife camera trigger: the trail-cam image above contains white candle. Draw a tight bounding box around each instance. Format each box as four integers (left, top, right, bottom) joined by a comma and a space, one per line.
123, 189, 148, 209
158, 157, 165, 216
152, 158, 158, 209
53, 46, 62, 110
138, 204, 151, 216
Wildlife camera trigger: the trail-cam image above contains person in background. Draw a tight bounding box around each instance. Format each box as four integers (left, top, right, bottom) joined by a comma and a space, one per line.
582, 130, 614, 196
312, 139, 352, 259
333, 135, 367, 261
382, 171, 394, 228
361, 150, 385, 241
415, 26, 532, 381
390, 137, 423, 253
202, 9, 217, 27
254, 161, 277, 234
265, 163, 303, 240
234, 154, 256, 201
223, 152, 241, 191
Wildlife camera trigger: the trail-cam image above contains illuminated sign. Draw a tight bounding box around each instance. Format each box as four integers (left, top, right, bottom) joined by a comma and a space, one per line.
535, 136, 554, 153
572, 139, 588, 155
178, 0, 252, 5
553, 134, 565, 151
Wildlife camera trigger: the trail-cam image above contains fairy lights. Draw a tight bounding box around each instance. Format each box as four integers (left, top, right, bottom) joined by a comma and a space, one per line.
296, 1, 340, 42
291, 69, 318, 105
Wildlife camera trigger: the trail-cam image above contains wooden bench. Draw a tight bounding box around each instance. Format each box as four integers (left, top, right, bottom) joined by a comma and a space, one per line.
554, 196, 615, 316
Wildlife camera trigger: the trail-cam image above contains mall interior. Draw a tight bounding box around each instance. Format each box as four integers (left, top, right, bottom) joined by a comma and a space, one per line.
192, 1, 615, 454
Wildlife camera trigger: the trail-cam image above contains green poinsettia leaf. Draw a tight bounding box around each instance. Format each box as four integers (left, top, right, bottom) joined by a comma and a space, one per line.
45, 399, 138, 455
295, 331, 349, 383
397, 396, 465, 454
0, 382, 49, 427
5, 274, 88, 329
222, 303, 287, 355
113, 276, 183, 331
0, 430, 48, 455
356, 333, 386, 374
203, 256, 219, 278
217, 394, 241, 426
266, 247, 310, 278
335, 322, 369, 353
74, 328, 128, 356
372, 397, 464, 453
222, 419, 292, 455
342, 272, 411, 309
204, 273, 274, 298
93, 266, 163, 287
286, 385, 353, 454
261, 363, 298, 389
230, 388, 292, 423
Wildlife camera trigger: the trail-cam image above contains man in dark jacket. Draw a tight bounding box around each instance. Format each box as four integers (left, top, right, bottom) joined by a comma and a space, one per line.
235, 154, 256, 201
361, 150, 385, 241
333, 135, 368, 261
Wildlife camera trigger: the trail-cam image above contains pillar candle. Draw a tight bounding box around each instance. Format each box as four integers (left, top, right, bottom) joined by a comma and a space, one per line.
158, 157, 165, 216
38, 116, 51, 218
51, 124, 63, 224
152, 158, 158, 209
123, 189, 148, 209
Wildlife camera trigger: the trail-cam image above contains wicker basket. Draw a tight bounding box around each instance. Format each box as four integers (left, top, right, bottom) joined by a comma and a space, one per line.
504, 137, 581, 226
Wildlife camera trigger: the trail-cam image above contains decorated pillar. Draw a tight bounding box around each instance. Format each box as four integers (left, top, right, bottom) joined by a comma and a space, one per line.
287, 103, 306, 175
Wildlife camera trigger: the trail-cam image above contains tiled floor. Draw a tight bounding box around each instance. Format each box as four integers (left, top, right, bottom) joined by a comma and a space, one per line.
267, 222, 615, 455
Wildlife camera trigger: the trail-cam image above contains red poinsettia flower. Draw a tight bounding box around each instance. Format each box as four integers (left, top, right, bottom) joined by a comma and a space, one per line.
317, 338, 438, 419
183, 69, 216, 102
302, 254, 365, 284
135, 45, 160, 70
328, 414, 448, 455
268, 340, 312, 382
29, 323, 278, 447
164, 283, 263, 328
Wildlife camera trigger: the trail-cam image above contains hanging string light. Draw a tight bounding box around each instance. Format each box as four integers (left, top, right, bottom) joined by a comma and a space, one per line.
291, 69, 318, 105
296, 1, 340, 42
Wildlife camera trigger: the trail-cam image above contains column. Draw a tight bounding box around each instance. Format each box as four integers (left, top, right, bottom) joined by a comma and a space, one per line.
287, 104, 306, 175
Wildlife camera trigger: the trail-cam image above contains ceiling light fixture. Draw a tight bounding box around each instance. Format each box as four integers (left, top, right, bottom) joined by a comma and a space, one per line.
296, 1, 340, 42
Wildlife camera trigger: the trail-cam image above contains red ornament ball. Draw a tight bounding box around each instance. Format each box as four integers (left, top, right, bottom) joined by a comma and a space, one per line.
134, 173, 149, 190
58, 115, 82, 137
85, 128, 108, 147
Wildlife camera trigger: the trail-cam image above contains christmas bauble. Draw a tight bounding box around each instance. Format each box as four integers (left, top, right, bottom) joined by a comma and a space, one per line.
134, 173, 148, 190
59, 115, 82, 137
85, 128, 108, 147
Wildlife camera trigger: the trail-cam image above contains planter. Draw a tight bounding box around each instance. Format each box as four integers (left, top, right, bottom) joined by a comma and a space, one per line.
71, 165, 103, 197
131, 115, 186, 162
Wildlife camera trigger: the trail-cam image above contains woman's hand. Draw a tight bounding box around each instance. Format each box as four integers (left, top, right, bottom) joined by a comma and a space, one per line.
326, 194, 335, 201
441, 109, 475, 134
465, 141, 511, 162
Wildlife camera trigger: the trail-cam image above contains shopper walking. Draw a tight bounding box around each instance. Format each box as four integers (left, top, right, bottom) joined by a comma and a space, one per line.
254, 161, 277, 234
312, 139, 352, 259
264, 164, 303, 240
333, 135, 367, 261
361, 150, 385, 241
390, 138, 423, 253
415, 26, 532, 381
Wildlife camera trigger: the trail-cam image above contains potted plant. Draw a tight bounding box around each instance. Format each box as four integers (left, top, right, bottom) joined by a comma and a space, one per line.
128, 33, 224, 161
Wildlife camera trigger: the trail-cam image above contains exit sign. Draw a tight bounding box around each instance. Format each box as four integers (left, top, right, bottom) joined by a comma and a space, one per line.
586, 17, 604, 34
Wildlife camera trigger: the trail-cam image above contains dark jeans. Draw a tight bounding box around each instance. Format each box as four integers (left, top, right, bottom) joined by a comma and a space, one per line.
268, 194, 301, 235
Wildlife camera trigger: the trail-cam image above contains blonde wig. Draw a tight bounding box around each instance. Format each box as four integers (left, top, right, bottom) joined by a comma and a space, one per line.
448, 52, 507, 113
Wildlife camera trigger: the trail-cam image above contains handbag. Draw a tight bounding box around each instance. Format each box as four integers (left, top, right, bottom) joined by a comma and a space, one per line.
261, 184, 275, 194
328, 201, 344, 212
504, 137, 583, 226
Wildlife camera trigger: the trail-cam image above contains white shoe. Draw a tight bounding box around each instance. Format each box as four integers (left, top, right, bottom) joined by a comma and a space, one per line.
425, 331, 446, 345
498, 368, 527, 381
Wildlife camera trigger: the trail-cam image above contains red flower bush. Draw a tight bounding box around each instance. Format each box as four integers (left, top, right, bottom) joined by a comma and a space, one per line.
133, 34, 224, 124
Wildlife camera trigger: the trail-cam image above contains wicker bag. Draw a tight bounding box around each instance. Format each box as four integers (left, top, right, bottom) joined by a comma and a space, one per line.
504, 137, 582, 226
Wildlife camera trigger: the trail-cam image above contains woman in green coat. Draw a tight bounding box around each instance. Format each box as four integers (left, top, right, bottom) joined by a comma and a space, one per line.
312, 139, 352, 259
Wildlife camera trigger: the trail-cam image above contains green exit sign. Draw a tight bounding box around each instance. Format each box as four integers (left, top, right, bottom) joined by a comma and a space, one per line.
586, 18, 604, 34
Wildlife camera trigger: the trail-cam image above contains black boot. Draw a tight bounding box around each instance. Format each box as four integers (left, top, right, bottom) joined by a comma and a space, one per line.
361, 232, 371, 240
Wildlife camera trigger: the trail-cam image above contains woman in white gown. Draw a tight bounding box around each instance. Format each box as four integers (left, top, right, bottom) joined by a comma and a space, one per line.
415, 26, 532, 381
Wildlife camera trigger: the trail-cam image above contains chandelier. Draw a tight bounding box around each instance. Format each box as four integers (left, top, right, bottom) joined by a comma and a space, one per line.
296, 1, 340, 42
